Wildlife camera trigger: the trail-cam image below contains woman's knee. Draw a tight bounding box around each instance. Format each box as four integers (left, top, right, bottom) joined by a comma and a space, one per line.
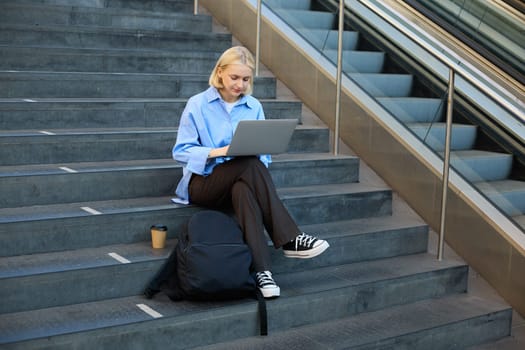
231, 180, 250, 201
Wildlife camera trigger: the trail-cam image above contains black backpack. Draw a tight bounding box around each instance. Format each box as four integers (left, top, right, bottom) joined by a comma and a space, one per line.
144, 210, 268, 335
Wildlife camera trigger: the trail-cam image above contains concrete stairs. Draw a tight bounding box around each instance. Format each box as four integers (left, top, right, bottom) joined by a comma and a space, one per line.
0, 0, 512, 349
196, 293, 511, 349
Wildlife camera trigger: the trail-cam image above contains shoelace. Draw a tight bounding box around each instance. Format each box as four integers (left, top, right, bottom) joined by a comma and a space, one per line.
256, 271, 276, 287
295, 233, 317, 249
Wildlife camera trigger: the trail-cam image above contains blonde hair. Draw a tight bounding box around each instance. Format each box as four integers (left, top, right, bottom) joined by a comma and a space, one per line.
209, 46, 255, 95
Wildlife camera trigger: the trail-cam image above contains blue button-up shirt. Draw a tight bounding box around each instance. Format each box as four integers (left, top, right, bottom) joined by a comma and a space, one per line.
172, 86, 271, 204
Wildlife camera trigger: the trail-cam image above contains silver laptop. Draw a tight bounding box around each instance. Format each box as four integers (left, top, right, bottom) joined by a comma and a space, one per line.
226, 119, 298, 156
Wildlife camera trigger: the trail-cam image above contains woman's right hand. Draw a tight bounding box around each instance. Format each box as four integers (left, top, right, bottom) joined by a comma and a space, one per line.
208, 145, 230, 158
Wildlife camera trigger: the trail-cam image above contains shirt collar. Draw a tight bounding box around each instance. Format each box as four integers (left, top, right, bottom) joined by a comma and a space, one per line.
205, 86, 254, 109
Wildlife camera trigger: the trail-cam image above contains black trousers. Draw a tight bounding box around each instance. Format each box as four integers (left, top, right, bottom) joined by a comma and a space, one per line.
189, 157, 300, 271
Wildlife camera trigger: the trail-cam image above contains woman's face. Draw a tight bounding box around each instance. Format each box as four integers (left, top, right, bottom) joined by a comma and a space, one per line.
217, 63, 252, 103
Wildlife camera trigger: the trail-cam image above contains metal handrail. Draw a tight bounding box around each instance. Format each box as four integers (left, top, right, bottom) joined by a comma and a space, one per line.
255, 0, 262, 76
438, 69, 455, 261
334, 0, 345, 155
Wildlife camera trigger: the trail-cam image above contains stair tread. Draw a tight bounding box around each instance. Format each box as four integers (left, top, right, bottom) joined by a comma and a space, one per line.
0, 70, 214, 79
0, 210, 426, 279
2, 1, 202, 20
0, 70, 276, 82
476, 180, 525, 215
0, 97, 301, 104
0, 152, 348, 176
409, 122, 477, 129
476, 179, 525, 193
377, 96, 442, 102
0, 124, 324, 138
195, 293, 511, 350
451, 149, 513, 159
0, 71, 277, 99
0, 22, 217, 37
0, 182, 382, 222
0, 253, 467, 344
322, 48, 385, 55
1, 45, 227, 57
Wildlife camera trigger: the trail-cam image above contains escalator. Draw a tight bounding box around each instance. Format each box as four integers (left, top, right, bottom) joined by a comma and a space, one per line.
264, 0, 525, 232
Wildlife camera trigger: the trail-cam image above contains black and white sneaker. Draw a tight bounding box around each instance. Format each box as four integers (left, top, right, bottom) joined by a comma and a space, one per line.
255, 271, 280, 299
282, 232, 329, 258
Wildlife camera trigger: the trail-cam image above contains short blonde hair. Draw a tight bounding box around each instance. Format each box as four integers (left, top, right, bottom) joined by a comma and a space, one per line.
209, 46, 255, 95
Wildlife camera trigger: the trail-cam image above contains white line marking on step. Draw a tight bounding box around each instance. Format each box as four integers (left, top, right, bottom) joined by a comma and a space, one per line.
39, 130, 55, 135
137, 304, 163, 319
80, 206, 102, 215
108, 252, 131, 264
59, 166, 77, 173
23, 99, 36, 102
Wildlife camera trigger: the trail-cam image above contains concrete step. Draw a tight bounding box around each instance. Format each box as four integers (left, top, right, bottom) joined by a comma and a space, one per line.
299, 29, 359, 51
0, 24, 229, 51
378, 97, 444, 122
323, 49, 386, 73
0, 128, 182, 165
0, 71, 277, 99
0, 98, 303, 130
449, 150, 513, 182
0, 2, 199, 31
0, 152, 352, 206
274, 9, 335, 30
195, 294, 512, 350
264, 0, 312, 10
0, 125, 327, 165
0, 215, 428, 314
0, 181, 393, 257
476, 179, 525, 216
8, 0, 196, 13
0, 253, 468, 348
351, 74, 414, 97
0, 46, 225, 74
409, 122, 477, 151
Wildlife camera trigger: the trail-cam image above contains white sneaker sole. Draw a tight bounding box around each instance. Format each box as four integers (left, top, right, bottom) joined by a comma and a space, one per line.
259, 285, 280, 299
283, 240, 329, 259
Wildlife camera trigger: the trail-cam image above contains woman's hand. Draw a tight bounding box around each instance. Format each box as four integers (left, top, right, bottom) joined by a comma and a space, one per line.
208, 145, 230, 158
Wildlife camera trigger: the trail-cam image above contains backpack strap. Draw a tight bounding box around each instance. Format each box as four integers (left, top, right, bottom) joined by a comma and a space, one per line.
146, 251, 269, 336
256, 289, 268, 336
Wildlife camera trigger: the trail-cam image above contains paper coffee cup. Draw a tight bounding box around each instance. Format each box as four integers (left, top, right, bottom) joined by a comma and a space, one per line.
150, 225, 167, 249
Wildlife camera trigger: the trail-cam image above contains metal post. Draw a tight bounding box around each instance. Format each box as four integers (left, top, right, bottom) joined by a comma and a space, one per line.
194, 0, 198, 15
437, 68, 455, 261
255, 0, 262, 76
334, 0, 344, 155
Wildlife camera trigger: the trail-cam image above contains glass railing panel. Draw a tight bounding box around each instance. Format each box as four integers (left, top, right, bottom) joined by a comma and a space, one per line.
406, 0, 524, 80
261, 0, 525, 233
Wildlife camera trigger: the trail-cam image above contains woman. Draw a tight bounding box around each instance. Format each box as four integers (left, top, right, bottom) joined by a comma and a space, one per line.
172, 46, 329, 298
